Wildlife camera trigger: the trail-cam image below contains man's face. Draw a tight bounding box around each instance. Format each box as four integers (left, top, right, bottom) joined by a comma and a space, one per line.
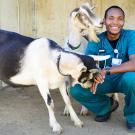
104, 8, 125, 36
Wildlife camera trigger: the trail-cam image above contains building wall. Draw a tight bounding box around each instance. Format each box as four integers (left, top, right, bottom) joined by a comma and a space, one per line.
0, 0, 135, 45
93, 0, 135, 29
0, 0, 135, 87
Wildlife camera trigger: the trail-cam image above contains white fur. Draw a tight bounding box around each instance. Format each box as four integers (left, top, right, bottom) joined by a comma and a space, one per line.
10, 38, 93, 133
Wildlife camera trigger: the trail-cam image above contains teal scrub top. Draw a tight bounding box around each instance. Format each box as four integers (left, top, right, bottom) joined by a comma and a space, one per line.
85, 29, 135, 68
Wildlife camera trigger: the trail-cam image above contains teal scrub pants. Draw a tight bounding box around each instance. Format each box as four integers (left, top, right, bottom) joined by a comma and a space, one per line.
70, 72, 135, 124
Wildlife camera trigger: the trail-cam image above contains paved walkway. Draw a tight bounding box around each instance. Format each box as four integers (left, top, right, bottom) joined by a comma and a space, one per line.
0, 86, 131, 135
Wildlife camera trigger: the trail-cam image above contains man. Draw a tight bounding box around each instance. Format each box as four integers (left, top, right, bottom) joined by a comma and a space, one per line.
70, 5, 135, 132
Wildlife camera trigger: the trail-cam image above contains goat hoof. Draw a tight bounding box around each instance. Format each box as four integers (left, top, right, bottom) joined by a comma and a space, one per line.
63, 106, 70, 116
80, 106, 89, 116
74, 120, 84, 128
52, 123, 63, 134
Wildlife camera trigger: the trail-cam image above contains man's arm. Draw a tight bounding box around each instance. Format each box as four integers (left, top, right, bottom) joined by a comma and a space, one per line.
109, 54, 135, 74
90, 54, 135, 94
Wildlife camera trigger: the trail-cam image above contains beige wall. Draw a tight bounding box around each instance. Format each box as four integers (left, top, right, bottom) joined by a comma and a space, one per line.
93, 0, 135, 29
0, 0, 135, 45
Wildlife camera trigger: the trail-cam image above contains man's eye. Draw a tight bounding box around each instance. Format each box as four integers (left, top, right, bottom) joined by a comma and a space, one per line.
118, 18, 124, 21
108, 17, 114, 20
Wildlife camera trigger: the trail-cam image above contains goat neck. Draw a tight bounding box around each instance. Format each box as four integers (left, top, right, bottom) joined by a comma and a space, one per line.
58, 52, 82, 79
68, 25, 82, 47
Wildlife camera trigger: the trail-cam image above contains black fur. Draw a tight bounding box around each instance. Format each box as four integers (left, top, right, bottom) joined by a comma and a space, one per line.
65, 80, 70, 96
0, 29, 34, 82
48, 39, 64, 51
77, 54, 98, 83
70, 8, 79, 16
82, 5, 95, 18
47, 94, 52, 105
77, 54, 97, 70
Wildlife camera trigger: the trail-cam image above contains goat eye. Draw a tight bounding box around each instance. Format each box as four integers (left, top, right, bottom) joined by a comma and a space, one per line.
81, 77, 87, 83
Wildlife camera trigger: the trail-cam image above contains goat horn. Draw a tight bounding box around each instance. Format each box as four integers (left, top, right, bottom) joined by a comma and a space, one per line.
90, 6, 95, 10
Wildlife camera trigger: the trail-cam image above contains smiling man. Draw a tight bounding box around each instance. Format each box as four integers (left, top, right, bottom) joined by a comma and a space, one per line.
70, 5, 135, 132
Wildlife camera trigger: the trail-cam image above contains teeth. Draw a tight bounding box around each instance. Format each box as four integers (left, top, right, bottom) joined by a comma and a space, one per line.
111, 26, 119, 30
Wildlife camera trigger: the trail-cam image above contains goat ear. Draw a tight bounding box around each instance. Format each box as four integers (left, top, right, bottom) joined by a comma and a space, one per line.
71, 64, 86, 79
89, 69, 99, 73
72, 11, 79, 18
81, 67, 87, 72
77, 63, 87, 72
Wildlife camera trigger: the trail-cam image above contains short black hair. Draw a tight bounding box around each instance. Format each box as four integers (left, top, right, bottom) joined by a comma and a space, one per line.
104, 5, 125, 19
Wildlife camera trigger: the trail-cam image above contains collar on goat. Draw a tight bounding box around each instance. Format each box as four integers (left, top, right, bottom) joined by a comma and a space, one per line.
67, 40, 81, 50
56, 55, 69, 76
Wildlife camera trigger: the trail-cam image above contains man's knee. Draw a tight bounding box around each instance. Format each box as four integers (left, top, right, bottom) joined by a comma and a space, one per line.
121, 72, 135, 93
122, 72, 135, 85
70, 84, 83, 98
70, 84, 96, 101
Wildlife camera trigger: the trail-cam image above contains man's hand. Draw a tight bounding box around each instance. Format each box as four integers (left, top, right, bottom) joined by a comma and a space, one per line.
91, 69, 106, 94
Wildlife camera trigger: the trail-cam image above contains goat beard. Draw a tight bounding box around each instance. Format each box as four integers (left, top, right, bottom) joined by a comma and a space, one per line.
88, 28, 100, 43
73, 17, 100, 43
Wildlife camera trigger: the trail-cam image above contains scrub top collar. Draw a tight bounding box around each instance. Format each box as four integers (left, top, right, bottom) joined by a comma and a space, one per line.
101, 30, 124, 53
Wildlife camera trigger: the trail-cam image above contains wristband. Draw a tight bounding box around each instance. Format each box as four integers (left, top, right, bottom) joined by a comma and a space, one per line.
105, 67, 111, 75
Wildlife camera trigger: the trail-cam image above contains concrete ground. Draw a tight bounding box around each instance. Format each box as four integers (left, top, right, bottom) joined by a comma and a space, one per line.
0, 86, 132, 135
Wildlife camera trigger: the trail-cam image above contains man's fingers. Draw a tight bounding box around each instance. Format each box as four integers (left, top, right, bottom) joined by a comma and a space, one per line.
90, 69, 107, 94
93, 83, 97, 94
91, 82, 98, 94
94, 74, 104, 83
93, 83, 98, 94
94, 79, 104, 84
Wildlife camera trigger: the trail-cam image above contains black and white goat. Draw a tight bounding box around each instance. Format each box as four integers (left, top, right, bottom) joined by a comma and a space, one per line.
64, 3, 119, 115
0, 29, 100, 133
